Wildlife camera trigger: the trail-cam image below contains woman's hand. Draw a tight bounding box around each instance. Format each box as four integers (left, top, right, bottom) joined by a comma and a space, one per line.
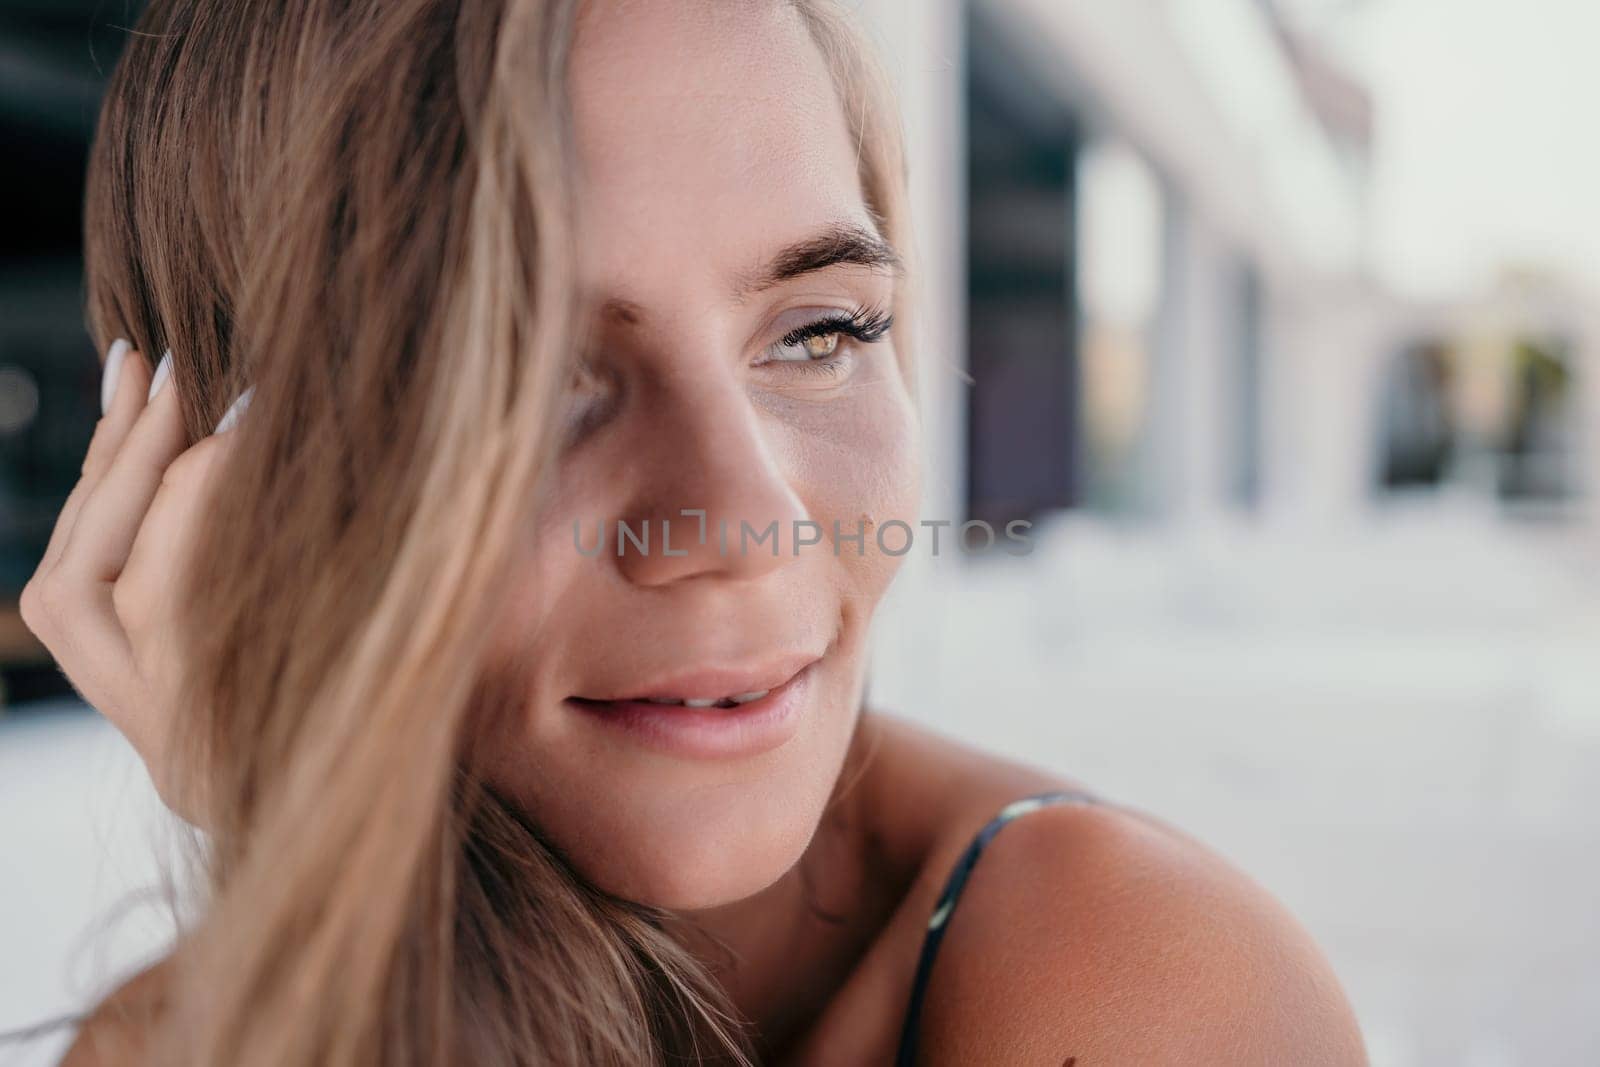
19, 339, 252, 827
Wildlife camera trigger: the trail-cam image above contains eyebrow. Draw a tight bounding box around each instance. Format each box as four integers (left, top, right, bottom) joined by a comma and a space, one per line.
590, 221, 902, 328
735, 221, 903, 298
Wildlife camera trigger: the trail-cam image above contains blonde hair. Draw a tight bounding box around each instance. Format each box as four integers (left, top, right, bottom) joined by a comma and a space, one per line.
82, 0, 910, 1063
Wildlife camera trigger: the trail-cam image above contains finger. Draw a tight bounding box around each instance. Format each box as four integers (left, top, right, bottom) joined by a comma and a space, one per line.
83, 344, 158, 484
37, 345, 156, 575
116, 385, 253, 634
35, 351, 186, 738
111, 435, 242, 766
56, 351, 189, 587
115, 433, 238, 640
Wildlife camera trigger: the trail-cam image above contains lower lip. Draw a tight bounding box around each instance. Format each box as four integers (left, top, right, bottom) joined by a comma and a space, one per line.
567, 663, 815, 760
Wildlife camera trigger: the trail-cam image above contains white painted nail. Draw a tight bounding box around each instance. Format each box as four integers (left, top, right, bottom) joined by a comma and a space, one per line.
101, 339, 130, 415
212, 385, 255, 434
147, 350, 173, 401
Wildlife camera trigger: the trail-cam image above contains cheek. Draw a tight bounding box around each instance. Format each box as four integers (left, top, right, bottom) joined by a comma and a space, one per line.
777, 365, 922, 589
473, 482, 604, 753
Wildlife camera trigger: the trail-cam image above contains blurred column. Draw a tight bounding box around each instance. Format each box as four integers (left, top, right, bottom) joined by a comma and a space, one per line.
1076, 138, 1162, 516
1260, 281, 1390, 524
1145, 190, 1236, 525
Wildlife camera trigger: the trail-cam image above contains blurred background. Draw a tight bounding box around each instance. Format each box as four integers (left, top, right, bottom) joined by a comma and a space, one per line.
2, 0, 1597, 1064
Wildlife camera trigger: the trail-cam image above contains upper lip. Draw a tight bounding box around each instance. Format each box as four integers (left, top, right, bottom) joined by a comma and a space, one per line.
571, 651, 821, 703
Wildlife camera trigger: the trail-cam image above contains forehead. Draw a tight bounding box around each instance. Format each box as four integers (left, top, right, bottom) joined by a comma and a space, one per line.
567, 0, 872, 299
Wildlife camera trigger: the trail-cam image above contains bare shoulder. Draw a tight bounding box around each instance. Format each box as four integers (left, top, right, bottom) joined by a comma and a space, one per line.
913, 799, 1369, 1066
58, 957, 173, 1067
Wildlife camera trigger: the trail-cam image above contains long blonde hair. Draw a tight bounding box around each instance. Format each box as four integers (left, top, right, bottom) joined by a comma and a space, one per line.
82, 0, 910, 1062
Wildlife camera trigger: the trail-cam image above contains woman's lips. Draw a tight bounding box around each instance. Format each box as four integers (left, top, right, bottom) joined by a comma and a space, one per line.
566, 658, 818, 760
571, 653, 819, 707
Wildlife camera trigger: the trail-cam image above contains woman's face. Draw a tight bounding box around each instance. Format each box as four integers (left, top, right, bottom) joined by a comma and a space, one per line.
479, 0, 920, 910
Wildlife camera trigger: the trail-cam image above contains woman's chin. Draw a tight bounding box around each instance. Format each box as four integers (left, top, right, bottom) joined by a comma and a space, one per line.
614, 864, 795, 913
572, 811, 819, 912
500, 779, 831, 909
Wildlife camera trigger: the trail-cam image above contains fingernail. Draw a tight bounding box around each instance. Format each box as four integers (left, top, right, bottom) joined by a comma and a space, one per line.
212, 385, 255, 434
147, 350, 173, 401
101, 339, 131, 415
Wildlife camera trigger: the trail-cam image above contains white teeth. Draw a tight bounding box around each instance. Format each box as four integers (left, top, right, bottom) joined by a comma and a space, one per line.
634, 691, 769, 708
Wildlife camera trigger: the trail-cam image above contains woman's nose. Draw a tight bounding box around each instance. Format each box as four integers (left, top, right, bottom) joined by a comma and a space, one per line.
613, 384, 809, 588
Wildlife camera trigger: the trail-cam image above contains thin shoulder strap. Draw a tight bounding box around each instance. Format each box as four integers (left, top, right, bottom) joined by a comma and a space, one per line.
893, 788, 1099, 1067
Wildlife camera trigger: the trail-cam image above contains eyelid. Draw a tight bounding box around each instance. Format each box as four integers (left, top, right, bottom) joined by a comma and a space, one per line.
788, 307, 890, 344
759, 304, 893, 359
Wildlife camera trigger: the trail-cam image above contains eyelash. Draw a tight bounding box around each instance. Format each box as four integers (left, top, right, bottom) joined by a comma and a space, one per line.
779, 305, 894, 349
768, 305, 894, 376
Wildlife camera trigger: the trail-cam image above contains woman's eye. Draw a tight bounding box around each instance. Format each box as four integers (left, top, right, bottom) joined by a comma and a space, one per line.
753, 305, 893, 385
771, 330, 842, 362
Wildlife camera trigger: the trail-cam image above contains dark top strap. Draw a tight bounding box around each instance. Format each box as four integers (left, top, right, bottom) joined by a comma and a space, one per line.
893, 788, 1099, 1067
